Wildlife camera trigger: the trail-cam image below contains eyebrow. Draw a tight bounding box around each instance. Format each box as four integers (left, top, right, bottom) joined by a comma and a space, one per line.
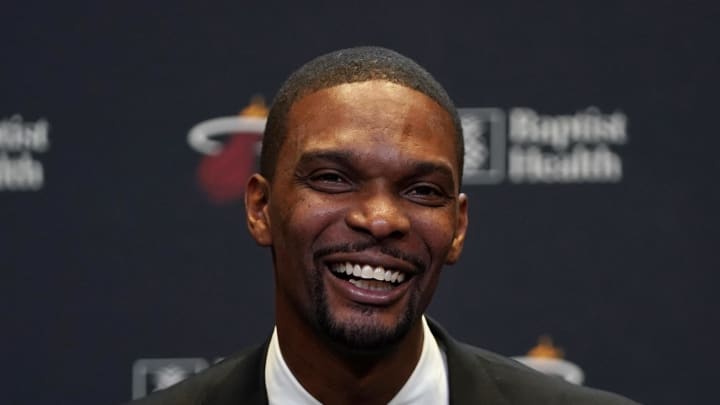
411, 161, 455, 181
296, 150, 355, 168
296, 150, 456, 182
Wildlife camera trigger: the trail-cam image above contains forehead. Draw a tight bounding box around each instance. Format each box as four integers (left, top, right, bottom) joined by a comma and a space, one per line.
281, 80, 458, 174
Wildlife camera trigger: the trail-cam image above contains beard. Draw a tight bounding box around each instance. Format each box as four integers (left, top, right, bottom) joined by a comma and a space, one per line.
309, 271, 420, 352
303, 241, 428, 351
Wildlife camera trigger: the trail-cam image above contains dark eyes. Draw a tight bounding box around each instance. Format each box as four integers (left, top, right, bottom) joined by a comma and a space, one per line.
307, 171, 449, 206
311, 171, 347, 184
308, 171, 353, 192
407, 184, 442, 197
404, 184, 449, 206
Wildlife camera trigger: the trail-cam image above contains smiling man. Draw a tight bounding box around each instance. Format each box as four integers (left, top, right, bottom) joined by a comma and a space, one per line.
129, 47, 637, 404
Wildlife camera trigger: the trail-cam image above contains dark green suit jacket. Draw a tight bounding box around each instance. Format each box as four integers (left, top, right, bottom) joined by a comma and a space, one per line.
127, 320, 638, 404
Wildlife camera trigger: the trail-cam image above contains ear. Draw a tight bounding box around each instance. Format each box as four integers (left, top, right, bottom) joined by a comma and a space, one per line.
245, 174, 273, 246
445, 193, 468, 264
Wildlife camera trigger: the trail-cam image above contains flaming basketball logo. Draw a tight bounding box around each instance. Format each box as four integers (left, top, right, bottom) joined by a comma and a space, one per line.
188, 96, 268, 204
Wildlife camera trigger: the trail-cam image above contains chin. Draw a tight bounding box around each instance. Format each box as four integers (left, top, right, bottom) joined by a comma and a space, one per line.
313, 280, 420, 351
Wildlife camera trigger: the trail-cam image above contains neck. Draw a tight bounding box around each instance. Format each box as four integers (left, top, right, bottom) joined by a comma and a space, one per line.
276, 311, 425, 405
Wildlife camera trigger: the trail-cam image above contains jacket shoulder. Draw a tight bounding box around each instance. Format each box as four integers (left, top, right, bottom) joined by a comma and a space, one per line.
123, 343, 267, 405
458, 342, 640, 405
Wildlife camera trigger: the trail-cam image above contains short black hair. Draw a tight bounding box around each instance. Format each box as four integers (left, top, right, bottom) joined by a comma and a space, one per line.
260, 46, 464, 182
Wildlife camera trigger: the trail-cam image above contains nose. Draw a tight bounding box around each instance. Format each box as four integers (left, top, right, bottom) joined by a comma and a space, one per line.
345, 186, 410, 240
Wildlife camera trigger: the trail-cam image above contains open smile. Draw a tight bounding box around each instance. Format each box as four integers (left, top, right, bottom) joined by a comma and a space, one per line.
321, 258, 417, 306
330, 262, 408, 291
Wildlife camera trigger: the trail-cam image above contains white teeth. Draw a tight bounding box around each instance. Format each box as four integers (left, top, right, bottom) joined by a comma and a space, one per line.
331, 262, 408, 285
350, 279, 393, 291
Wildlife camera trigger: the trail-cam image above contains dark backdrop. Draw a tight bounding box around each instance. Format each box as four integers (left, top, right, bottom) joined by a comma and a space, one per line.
2, 1, 718, 404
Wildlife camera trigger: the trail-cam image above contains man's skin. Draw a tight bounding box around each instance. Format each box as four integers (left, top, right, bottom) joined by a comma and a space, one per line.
245, 80, 468, 404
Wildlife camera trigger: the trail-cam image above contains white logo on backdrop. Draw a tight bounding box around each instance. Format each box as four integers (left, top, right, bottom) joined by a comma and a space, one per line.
188, 116, 265, 155
459, 107, 628, 185
459, 108, 506, 184
0, 115, 49, 191
513, 356, 585, 385
132, 358, 209, 399
508, 107, 627, 183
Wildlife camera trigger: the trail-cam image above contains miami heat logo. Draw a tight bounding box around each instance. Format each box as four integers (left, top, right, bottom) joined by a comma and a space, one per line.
187, 96, 268, 204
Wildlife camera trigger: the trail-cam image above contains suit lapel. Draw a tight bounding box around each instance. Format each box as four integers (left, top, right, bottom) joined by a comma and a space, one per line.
207, 322, 509, 405
427, 319, 511, 405
205, 341, 270, 405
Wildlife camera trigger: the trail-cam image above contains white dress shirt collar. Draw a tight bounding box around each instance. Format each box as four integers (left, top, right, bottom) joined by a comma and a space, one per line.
265, 316, 448, 405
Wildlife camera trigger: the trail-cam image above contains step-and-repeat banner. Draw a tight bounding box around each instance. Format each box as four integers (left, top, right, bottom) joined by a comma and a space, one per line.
3, 2, 717, 404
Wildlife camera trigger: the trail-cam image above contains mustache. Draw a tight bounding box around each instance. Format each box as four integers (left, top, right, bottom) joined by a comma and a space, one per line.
313, 241, 426, 273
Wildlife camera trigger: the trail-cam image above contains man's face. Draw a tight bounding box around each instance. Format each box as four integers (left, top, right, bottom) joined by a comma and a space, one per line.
252, 80, 467, 350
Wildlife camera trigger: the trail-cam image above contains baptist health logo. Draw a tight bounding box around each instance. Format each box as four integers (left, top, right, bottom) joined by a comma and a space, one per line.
461, 107, 628, 184
0, 114, 49, 191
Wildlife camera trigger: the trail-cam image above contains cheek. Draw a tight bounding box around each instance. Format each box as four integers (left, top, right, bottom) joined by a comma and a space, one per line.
275, 193, 343, 260
412, 211, 457, 261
